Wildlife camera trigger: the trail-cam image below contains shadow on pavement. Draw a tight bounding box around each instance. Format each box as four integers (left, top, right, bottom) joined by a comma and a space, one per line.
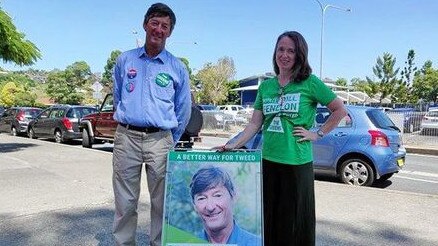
0, 143, 37, 153
0, 204, 151, 245
317, 219, 435, 246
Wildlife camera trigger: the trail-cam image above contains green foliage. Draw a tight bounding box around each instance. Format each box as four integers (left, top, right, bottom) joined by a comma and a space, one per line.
195, 57, 236, 105
0, 9, 41, 66
366, 53, 400, 105
45, 61, 92, 104
225, 80, 240, 104
0, 73, 39, 106
412, 65, 438, 103
0, 81, 17, 106
101, 50, 121, 92
335, 77, 348, 87
400, 49, 417, 86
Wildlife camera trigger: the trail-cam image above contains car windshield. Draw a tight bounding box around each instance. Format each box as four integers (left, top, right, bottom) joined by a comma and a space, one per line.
200, 105, 218, 111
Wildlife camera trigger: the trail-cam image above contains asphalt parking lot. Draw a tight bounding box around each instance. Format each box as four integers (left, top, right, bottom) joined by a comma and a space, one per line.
0, 134, 437, 245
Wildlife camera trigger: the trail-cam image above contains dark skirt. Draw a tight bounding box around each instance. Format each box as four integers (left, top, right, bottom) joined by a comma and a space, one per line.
262, 159, 315, 246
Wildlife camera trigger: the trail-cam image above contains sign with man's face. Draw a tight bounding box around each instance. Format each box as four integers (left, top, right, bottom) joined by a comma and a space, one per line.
162, 150, 263, 246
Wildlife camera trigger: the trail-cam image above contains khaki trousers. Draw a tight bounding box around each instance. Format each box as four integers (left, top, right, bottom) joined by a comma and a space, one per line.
112, 125, 173, 246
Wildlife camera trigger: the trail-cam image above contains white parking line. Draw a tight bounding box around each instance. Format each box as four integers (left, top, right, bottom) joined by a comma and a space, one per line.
399, 170, 438, 178
395, 175, 438, 184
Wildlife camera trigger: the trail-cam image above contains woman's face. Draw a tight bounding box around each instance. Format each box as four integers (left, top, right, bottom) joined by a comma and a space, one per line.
275, 36, 296, 73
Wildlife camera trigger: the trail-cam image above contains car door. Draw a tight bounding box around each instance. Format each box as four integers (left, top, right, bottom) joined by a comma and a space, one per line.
32, 108, 51, 136
0, 109, 15, 132
95, 94, 117, 138
312, 108, 353, 170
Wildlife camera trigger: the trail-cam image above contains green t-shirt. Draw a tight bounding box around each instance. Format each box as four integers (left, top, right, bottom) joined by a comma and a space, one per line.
254, 74, 336, 165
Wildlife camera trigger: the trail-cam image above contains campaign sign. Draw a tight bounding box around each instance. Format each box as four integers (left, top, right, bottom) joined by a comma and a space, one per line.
162, 150, 263, 246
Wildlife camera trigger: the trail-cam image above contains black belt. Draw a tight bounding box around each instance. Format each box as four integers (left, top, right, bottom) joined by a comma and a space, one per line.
119, 123, 161, 133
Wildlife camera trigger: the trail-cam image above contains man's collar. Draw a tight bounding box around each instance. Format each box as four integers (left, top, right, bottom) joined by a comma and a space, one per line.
137, 46, 168, 64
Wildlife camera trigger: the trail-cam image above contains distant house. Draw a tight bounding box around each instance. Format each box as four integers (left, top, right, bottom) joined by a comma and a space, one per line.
232, 73, 274, 106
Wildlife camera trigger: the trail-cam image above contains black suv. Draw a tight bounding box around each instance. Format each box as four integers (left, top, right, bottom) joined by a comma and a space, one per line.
28, 105, 98, 143
0, 107, 43, 136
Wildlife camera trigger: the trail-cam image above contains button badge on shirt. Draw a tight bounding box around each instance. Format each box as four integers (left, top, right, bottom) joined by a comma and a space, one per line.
126, 68, 137, 93
155, 73, 172, 87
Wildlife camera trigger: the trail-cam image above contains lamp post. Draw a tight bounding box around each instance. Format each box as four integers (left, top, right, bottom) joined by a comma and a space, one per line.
132, 29, 141, 48
314, 0, 351, 80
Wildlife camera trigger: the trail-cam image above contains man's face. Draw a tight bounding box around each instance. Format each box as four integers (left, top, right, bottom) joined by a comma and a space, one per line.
143, 16, 172, 50
193, 184, 234, 232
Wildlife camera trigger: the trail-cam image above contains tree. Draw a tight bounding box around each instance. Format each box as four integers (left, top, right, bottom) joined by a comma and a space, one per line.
412, 64, 438, 103
0, 8, 41, 65
195, 57, 236, 105
366, 53, 400, 105
0, 81, 17, 106
101, 50, 121, 92
46, 61, 92, 104
335, 78, 348, 87
400, 50, 417, 86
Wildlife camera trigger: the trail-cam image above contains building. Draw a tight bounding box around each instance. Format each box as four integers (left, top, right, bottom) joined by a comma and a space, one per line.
233, 73, 391, 106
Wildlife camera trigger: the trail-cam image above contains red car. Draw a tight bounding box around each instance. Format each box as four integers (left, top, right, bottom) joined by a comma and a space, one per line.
80, 94, 202, 148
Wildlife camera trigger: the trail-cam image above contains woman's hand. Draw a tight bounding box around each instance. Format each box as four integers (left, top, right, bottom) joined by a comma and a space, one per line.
212, 142, 238, 152
293, 126, 319, 142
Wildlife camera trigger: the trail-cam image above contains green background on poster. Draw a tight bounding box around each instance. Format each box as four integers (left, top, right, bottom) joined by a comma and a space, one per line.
163, 150, 262, 245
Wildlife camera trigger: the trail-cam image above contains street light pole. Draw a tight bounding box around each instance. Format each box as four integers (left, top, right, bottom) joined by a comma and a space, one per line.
314, 0, 351, 80
132, 29, 141, 48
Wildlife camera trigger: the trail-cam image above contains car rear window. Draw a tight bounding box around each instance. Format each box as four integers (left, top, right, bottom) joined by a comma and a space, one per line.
67, 107, 98, 118
367, 109, 398, 130
24, 109, 42, 118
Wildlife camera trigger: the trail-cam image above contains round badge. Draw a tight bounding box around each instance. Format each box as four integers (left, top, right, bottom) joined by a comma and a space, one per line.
125, 82, 135, 92
155, 73, 172, 87
127, 68, 137, 79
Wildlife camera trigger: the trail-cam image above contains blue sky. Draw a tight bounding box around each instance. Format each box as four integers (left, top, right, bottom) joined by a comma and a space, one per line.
2, 0, 437, 82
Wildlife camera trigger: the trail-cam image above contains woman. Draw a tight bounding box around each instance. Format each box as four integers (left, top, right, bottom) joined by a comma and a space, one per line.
221, 31, 347, 245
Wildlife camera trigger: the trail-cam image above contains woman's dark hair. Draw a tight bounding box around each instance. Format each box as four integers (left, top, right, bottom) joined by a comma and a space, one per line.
190, 166, 235, 200
272, 31, 312, 82
144, 3, 176, 32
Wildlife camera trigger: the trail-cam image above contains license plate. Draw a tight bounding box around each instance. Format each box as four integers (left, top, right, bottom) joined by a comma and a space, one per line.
397, 159, 404, 167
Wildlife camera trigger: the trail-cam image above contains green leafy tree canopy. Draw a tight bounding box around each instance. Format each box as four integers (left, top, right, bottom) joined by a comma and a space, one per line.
0, 8, 41, 66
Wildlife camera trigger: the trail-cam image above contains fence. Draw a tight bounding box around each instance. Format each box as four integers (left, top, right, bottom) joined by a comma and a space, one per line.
198, 111, 438, 148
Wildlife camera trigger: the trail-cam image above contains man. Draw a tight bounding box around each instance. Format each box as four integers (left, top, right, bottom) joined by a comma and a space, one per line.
190, 166, 262, 246
112, 3, 191, 246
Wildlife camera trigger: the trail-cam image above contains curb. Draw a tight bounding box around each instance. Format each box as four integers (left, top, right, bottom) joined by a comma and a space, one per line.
405, 146, 438, 156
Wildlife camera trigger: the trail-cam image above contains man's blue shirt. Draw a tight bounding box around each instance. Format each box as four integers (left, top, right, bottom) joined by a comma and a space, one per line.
113, 46, 191, 144
201, 221, 262, 246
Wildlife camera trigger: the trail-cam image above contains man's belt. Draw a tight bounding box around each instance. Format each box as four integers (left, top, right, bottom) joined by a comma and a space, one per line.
119, 123, 161, 133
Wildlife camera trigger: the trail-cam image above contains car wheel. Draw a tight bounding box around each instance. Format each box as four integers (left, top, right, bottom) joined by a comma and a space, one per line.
54, 130, 64, 143
11, 127, 17, 136
28, 128, 37, 139
379, 173, 394, 181
82, 129, 93, 148
340, 159, 375, 186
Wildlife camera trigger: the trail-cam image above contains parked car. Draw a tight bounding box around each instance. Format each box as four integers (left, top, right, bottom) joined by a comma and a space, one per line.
387, 107, 424, 133
198, 104, 234, 129
80, 93, 203, 149
227, 105, 406, 186
0, 106, 6, 116
0, 107, 43, 136
218, 105, 249, 125
420, 109, 438, 135
28, 105, 98, 143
